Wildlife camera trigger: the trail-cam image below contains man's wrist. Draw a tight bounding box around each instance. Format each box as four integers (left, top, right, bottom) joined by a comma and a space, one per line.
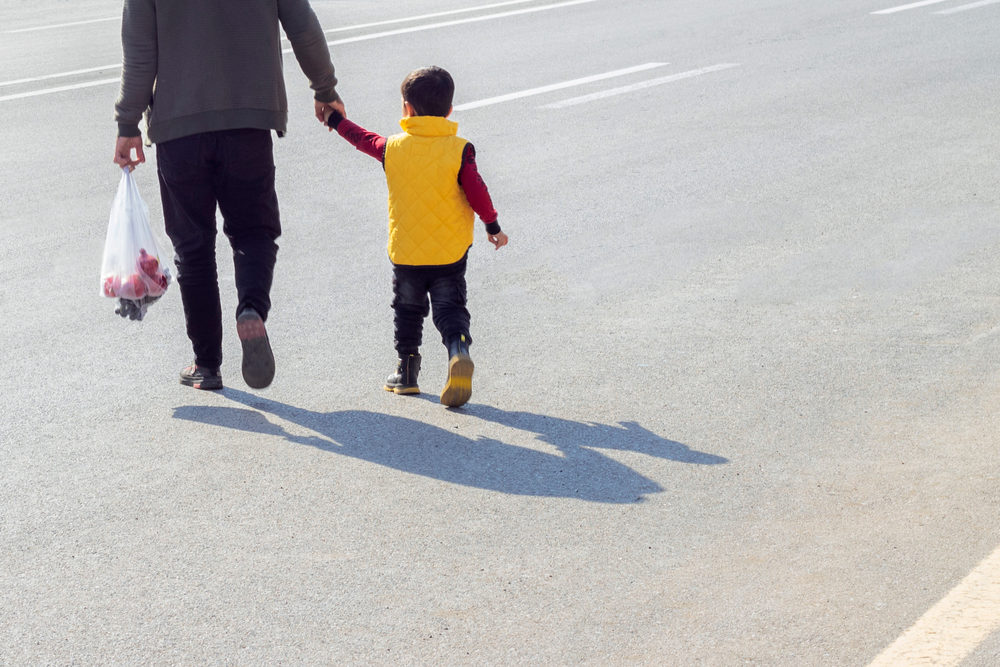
315, 89, 342, 105
117, 123, 141, 138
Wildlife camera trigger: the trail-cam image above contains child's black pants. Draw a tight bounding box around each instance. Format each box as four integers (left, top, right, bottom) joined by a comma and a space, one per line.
391, 259, 472, 356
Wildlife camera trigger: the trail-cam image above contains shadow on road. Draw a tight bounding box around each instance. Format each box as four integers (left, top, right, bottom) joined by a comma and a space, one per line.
464, 404, 729, 465
171, 389, 727, 504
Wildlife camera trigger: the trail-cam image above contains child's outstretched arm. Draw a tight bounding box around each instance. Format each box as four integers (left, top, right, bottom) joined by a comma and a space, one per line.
325, 108, 387, 162
458, 143, 506, 250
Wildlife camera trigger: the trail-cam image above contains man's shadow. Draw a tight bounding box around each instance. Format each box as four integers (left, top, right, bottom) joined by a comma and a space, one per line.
172, 389, 727, 504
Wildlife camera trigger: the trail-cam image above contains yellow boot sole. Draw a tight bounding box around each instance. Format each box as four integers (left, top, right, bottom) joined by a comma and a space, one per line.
440, 354, 474, 407
384, 384, 420, 395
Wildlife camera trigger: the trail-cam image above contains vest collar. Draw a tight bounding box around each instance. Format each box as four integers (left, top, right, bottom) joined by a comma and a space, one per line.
399, 115, 459, 137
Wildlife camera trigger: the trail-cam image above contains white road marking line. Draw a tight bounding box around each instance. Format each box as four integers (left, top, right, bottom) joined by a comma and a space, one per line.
542, 63, 740, 109
871, 0, 954, 14
6, 16, 118, 33
2, 0, 598, 103
935, 0, 1000, 13
0, 78, 120, 103
868, 544, 1000, 667
0, 64, 120, 88
322, 0, 539, 33
311, 0, 600, 49
453, 63, 668, 111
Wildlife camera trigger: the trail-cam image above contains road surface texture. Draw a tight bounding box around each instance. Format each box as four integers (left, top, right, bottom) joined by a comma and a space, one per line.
1, 0, 998, 664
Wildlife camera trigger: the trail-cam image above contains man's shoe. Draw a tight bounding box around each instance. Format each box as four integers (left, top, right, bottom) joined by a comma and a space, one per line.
180, 363, 223, 391
237, 308, 275, 389
440, 335, 473, 408
384, 353, 421, 395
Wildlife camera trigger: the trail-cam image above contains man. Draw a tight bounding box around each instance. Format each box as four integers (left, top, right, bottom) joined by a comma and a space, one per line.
113, 0, 345, 391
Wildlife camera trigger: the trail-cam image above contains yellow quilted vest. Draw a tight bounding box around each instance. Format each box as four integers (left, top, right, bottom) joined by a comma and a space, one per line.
384, 116, 474, 266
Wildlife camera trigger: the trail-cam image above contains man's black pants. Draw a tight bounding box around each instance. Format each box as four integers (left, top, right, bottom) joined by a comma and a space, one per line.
392, 259, 472, 356
156, 128, 280, 369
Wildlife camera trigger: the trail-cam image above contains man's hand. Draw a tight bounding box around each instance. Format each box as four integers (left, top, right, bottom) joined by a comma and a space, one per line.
114, 136, 145, 171
315, 99, 346, 126
489, 231, 508, 249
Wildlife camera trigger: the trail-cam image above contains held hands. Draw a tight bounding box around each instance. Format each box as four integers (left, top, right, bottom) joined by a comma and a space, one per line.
316, 99, 346, 130
113, 136, 145, 171
488, 231, 508, 249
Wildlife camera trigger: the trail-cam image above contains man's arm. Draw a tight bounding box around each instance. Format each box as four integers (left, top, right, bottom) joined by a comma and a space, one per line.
278, 0, 341, 110
326, 110, 386, 162
113, 0, 156, 167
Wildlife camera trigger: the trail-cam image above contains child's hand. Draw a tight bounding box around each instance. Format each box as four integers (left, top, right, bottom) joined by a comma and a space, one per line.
316, 100, 346, 130
324, 107, 346, 132
488, 231, 508, 249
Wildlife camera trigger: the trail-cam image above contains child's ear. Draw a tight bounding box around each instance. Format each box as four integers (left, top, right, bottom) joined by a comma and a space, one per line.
445, 106, 453, 118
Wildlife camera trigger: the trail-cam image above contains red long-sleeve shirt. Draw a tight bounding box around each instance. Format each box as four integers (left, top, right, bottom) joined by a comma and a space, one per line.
331, 116, 500, 230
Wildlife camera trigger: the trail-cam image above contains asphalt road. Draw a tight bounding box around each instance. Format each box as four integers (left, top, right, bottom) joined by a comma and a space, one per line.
2, 0, 999, 664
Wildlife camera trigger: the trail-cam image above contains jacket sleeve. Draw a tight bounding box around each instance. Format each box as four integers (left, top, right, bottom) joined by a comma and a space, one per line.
278, 0, 341, 104
327, 112, 387, 162
458, 143, 500, 231
114, 0, 157, 138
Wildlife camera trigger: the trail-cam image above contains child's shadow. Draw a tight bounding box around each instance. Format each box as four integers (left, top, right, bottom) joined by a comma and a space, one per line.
463, 404, 728, 465
171, 389, 726, 504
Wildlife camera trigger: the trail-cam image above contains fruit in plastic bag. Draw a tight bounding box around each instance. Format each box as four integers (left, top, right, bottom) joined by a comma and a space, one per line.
138, 248, 159, 277
99, 169, 173, 321
101, 248, 173, 320
102, 275, 121, 298
116, 273, 146, 299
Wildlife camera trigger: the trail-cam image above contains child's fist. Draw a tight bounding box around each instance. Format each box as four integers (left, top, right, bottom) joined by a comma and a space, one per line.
316, 100, 346, 128
324, 107, 345, 129
489, 231, 508, 249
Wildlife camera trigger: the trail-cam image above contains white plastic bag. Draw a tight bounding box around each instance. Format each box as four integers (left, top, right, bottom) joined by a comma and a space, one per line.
99, 167, 172, 320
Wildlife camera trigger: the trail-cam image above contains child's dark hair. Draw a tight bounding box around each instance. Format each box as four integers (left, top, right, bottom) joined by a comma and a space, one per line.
401, 66, 455, 117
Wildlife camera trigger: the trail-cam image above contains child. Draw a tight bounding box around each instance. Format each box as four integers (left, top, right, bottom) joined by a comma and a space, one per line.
325, 66, 507, 407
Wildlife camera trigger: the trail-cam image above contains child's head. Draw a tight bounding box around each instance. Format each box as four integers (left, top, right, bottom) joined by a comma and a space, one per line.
401, 66, 454, 118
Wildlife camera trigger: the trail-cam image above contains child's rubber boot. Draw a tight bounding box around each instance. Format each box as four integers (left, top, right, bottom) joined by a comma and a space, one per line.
385, 353, 421, 395
440, 335, 473, 408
